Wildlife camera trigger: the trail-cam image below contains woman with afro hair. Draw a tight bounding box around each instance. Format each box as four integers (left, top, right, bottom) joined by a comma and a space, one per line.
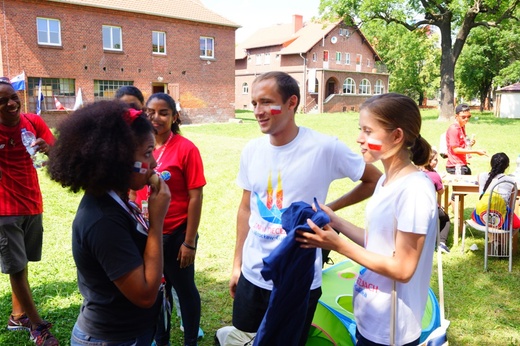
47, 100, 171, 345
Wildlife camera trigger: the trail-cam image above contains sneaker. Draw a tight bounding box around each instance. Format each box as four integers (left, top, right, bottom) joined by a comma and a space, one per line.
7, 313, 31, 331
438, 243, 450, 254
30, 321, 59, 346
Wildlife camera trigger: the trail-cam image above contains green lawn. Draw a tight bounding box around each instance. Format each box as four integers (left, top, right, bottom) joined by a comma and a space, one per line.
1, 109, 519, 345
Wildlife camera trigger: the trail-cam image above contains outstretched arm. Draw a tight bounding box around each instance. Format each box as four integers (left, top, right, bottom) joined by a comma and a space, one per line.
327, 163, 382, 211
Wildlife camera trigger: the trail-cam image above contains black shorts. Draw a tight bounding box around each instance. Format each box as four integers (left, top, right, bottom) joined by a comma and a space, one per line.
232, 273, 321, 337
0, 215, 43, 274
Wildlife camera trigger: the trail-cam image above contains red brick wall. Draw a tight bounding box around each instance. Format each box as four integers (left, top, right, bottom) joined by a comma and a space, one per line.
1, 0, 236, 124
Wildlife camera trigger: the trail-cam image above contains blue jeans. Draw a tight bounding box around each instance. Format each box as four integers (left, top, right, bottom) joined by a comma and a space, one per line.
71, 323, 155, 346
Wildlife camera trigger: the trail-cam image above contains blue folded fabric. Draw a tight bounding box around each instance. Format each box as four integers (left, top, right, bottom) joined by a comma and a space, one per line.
255, 198, 330, 346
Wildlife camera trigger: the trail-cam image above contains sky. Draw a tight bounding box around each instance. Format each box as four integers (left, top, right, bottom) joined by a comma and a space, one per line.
201, 0, 321, 43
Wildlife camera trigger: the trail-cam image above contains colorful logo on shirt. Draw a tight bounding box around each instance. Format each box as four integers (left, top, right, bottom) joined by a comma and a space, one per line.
256, 170, 286, 224
159, 170, 171, 181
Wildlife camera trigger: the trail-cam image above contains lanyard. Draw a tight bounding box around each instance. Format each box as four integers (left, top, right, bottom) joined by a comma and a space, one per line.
108, 191, 149, 235
155, 132, 173, 169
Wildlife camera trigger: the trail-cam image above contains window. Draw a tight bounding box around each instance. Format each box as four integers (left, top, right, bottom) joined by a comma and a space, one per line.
152, 31, 166, 54
27, 77, 75, 113
356, 54, 362, 71
345, 53, 350, 65
28, 77, 75, 96
200, 36, 214, 58
374, 80, 384, 95
103, 25, 122, 51
264, 53, 271, 65
342, 78, 355, 94
242, 83, 249, 94
323, 51, 329, 62
37, 18, 61, 46
312, 52, 317, 62
359, 79, 371, 95
255, 54, 262, 65
367, 58, 371, 67
335, 52, 342, 63
94, 80, 133, 100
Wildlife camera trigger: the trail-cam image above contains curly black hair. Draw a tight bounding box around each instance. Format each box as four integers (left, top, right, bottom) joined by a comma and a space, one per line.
47, 100, 153, 196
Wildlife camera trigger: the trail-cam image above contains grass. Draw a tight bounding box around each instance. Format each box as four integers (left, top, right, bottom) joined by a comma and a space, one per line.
1, 109, 519, 345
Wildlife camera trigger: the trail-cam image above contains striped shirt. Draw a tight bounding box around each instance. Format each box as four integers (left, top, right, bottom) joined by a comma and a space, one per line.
0, 113, 55, 215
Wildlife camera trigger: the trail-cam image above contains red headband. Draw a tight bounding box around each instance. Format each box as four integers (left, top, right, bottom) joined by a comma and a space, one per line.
123, 108, 143, 125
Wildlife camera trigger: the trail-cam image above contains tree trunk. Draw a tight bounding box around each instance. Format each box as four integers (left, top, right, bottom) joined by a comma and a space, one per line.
438, 21, 455, 121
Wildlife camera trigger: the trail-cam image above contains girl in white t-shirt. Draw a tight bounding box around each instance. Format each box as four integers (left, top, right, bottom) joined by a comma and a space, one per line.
297, 93, 437, 346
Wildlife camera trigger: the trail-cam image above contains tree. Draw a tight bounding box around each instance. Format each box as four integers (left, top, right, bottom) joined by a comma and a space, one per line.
361, 22, 440, 105
318, 0, 520, 120
456, 22, 520, 111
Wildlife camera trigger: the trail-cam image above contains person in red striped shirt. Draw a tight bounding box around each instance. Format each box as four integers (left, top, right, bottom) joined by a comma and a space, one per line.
0, 77, 58, 346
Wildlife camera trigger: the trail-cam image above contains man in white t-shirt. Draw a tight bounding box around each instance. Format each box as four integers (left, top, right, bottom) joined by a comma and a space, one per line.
221, 71, 382, 346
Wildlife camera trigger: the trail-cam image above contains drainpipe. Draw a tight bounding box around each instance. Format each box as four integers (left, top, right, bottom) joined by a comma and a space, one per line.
300, 52, 307, 113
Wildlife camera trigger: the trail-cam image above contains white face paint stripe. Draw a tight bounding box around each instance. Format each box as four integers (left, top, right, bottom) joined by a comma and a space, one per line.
367, 138, 382, 151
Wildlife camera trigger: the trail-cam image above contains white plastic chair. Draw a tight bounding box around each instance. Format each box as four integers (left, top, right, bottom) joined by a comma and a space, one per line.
461, 179, 517, 272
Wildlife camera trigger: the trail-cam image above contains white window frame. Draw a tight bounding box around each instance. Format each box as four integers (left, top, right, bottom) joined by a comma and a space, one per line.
343, 78, 355, 94
374, 79, 384, 95
312, 52, 317, 62
359, 79, 371, 95
37, 17, 61, 46
103, 25, 122, 51
242, 83, 249, 94
200, 36, 214, 58
335, 52, 342, 63
367, 58, 371, 67
264, 53, 271, 65
152, 31, 166, 54
255, 54, 262, 65
345, 53, 350, 65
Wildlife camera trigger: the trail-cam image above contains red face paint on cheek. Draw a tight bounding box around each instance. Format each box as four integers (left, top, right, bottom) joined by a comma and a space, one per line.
367, 138, 382, 151
269, 105, 282, 115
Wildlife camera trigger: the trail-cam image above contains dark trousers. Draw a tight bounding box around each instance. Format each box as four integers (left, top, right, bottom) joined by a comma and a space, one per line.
232, 274, 321, 346
446, 165, 471, 175
154, 226, 200, 346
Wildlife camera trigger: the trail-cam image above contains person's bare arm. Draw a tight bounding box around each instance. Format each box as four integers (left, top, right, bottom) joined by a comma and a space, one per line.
327, 164, 382, 211
298, 219, 425, 283
229, 190, 251, 298
113, 179, 170, 308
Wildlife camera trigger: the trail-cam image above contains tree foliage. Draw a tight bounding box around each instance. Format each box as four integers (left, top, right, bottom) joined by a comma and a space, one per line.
361, 22, 440, 105
456, 20, 520, 110
319, 0, 520, 120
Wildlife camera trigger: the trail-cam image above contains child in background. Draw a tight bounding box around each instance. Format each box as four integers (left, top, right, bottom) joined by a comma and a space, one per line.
420, 148, 452, 253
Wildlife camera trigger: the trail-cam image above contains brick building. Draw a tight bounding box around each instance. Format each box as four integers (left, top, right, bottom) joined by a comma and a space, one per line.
1, 0, 238, 124
235, 15, 389, 113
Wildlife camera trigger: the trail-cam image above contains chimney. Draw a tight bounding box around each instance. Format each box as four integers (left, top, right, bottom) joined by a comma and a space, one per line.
293, 14, 303, 33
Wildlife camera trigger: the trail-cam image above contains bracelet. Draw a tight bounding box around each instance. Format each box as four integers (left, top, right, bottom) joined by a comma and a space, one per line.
182, 242, 197, 251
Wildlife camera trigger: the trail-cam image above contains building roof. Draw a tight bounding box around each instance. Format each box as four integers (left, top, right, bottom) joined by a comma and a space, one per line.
235, 17, 380, 60
49, 0, 239, 28
497, 82, 520, 92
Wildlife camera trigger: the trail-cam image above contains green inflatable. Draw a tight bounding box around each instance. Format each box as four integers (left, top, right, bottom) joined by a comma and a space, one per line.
307, 260, 444, 346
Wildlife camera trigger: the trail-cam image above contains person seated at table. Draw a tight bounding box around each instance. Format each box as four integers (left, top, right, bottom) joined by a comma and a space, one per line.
473, 152, 520, 229
419, 148, 452, 253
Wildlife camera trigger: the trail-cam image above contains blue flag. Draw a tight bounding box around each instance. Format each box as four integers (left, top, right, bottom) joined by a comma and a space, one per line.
36, 78, 44, 115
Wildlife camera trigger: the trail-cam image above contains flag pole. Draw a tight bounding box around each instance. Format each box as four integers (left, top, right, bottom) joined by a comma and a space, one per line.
23, 71, 27, 113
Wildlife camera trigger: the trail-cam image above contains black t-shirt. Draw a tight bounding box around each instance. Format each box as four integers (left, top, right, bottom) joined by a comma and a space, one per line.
72, 192, 160, 341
